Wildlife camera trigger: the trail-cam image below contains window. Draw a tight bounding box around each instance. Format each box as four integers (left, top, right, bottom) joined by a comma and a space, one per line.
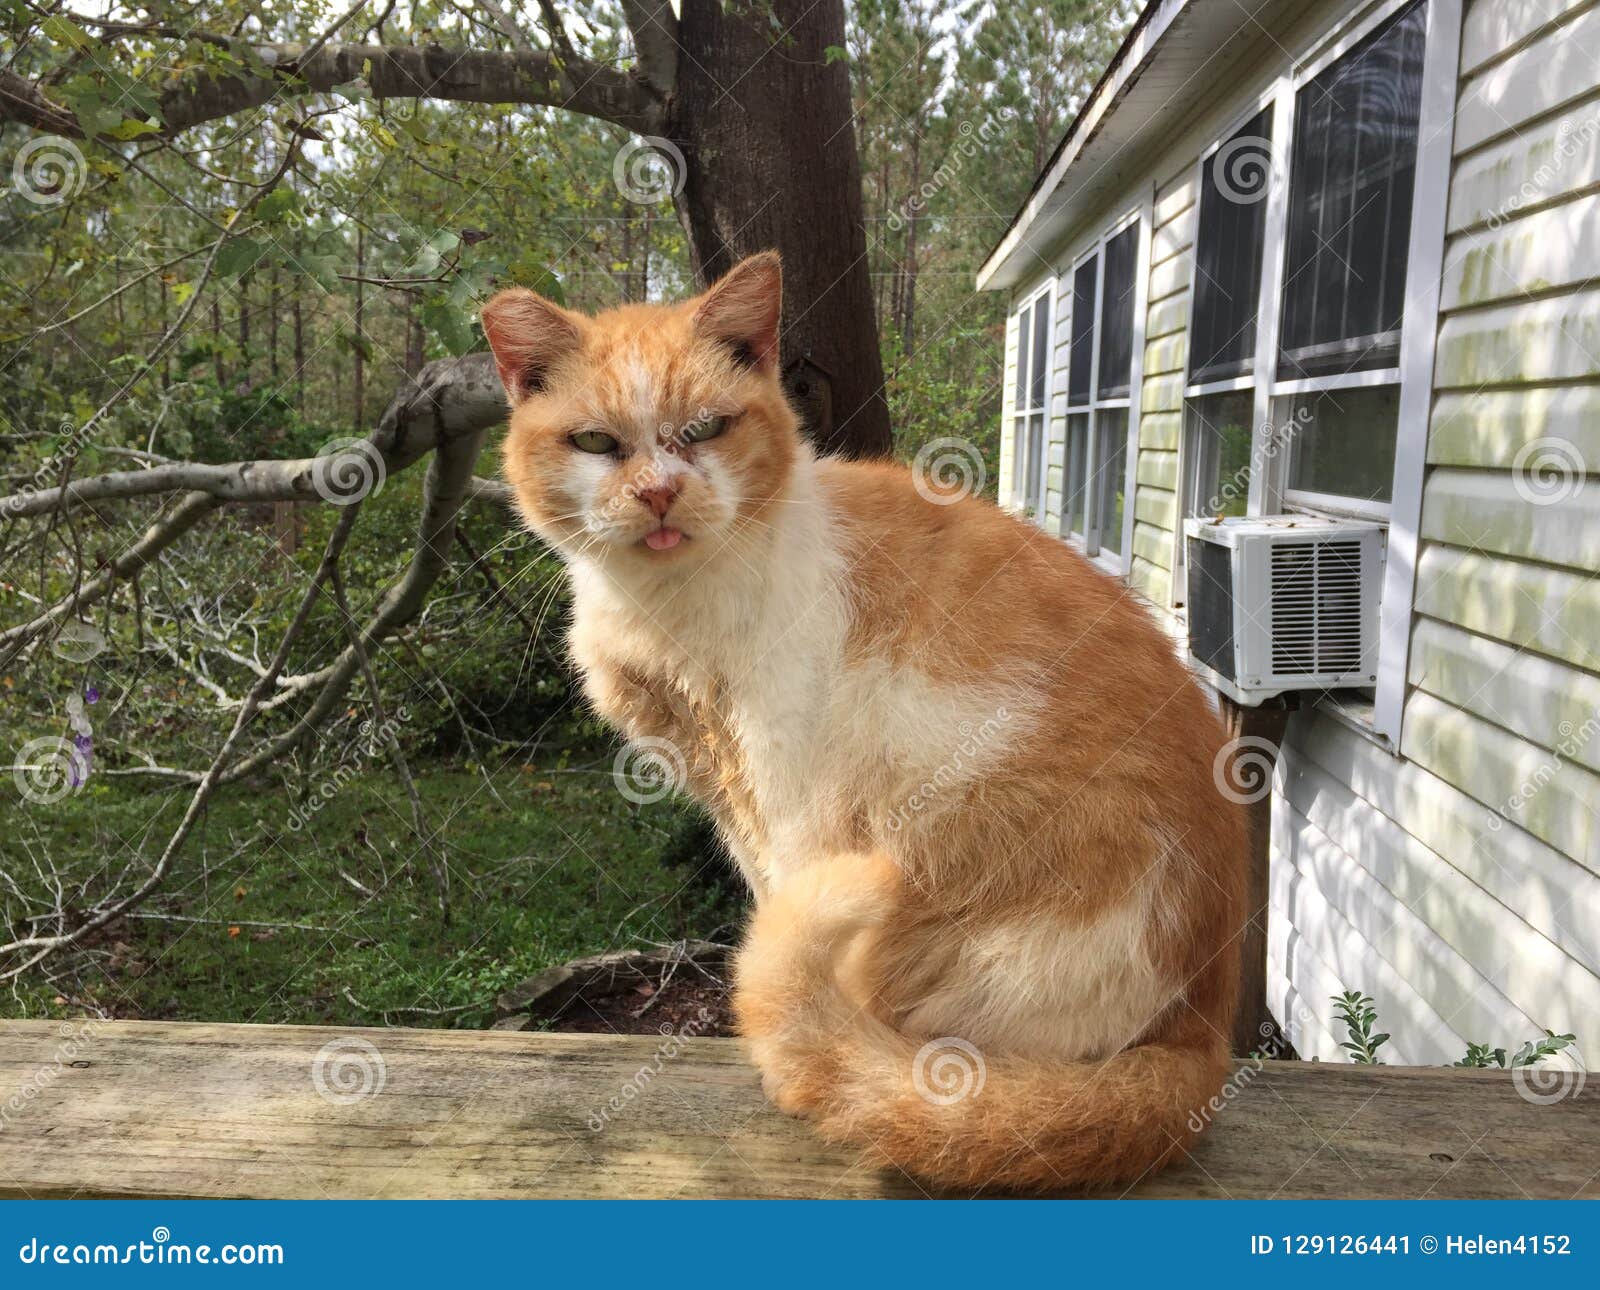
1179, 105, 1276, 600
1189, 107, 1273, 386
1275, 0, 1425, 516
1278, 1, 1425, 381
1183, 391, 1255, 521
1010, 284, 1053, 517
1061, 219, 1142, 566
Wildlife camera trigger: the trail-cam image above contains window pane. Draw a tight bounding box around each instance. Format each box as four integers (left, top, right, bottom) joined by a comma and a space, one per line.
1185, 390, 1255, 518
1093, 408, 1129, 556
1014, 307, 1031, 406
1097, 225, 1138, 398
1013, 416, 1029, 499
1278, 0, 1426, 378
1029, 294, 1051, 409
1068, 257, 1098, 404
1189, 108, 1272, 384
1027, 414, 1046, 516
1064, 413, 1090, 537
1286, 385, 1399, 503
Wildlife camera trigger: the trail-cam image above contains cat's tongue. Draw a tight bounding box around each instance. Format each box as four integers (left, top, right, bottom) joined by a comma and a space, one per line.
644, 527, 683, 552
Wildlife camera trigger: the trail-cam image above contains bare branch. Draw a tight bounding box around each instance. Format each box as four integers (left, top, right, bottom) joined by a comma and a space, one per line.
621, 0, 680, 98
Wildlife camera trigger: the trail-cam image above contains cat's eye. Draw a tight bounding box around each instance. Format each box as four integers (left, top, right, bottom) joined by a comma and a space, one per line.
683, 415, 728, 444
570, 429, 620, 455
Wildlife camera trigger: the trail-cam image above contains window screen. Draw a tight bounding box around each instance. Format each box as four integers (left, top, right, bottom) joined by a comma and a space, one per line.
1189, 108, 1272, 384
1277, 0, 1426, 379
1013, 308, 1031, 406
1096, 225, 1138, 399
1068, 258, 1097, 405
1029, 294, 1050, 408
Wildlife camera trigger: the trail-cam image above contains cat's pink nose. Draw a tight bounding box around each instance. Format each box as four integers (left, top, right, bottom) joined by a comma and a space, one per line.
635, 483, 679, 518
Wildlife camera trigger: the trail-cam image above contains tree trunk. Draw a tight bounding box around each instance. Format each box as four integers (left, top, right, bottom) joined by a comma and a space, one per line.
671, 0, 891, 459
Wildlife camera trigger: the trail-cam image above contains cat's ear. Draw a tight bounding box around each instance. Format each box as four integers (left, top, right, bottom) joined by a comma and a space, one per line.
693, 251, 781, 372
480, 289, 585, 401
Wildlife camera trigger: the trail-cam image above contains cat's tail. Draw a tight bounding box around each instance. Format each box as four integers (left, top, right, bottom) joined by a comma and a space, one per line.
733, 853, 1233, 1193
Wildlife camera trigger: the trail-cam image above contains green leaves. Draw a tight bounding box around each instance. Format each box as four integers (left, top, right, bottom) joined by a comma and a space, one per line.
1332, 990, 1389, 1065
215, 237, 266, 280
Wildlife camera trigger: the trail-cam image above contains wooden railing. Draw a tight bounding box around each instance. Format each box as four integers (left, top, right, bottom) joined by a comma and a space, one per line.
1, 1020, 1594, 1199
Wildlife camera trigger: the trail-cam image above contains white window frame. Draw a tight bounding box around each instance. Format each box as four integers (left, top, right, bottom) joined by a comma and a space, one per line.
1010, 280, 1055, 522
1218, 0, 1459, 746
1058, 201, 1149, 577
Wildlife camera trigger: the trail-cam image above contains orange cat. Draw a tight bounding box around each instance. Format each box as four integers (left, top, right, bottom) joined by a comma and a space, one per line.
483, 253, 1245, 1192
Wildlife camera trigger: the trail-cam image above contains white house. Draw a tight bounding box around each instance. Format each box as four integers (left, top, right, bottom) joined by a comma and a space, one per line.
979, 0, 1599, 1064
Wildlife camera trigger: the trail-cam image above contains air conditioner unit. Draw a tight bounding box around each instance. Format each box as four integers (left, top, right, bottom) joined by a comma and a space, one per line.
1184, 516, 1385, 705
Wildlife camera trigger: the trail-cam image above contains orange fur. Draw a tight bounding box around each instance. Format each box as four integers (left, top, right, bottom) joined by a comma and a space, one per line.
485, 253, 1246, 1193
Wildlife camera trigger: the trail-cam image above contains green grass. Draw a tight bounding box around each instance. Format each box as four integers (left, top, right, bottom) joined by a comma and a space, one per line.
2, 759, 742, 1028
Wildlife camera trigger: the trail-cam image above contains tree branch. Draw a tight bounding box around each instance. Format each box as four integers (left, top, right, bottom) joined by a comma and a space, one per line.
169, 39, 662, 137
621, 0, 680, 99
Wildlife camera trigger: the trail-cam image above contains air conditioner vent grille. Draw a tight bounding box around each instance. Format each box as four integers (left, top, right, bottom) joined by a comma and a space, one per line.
1269, 540, 1365, 675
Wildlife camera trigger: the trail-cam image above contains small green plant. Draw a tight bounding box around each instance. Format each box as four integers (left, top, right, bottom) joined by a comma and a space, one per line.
1333, 990, 1390, 1064
1454, 1030, 1577, 1069
1333, 991, 1578, 1070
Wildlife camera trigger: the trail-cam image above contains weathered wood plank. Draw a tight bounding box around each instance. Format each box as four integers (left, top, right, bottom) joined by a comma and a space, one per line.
2, 1022, 1595, 1199
1146, 251, 1192, 305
